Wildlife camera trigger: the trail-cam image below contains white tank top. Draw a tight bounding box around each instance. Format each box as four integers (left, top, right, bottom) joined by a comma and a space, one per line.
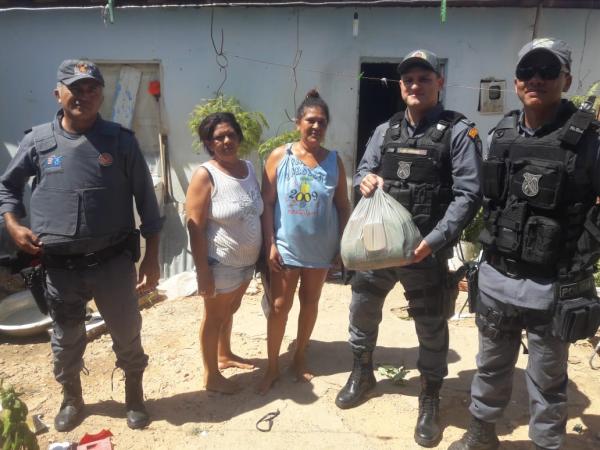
200, 160, 263, 267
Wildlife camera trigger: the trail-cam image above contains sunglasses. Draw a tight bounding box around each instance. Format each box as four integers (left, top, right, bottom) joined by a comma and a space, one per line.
515, 64, 567, 81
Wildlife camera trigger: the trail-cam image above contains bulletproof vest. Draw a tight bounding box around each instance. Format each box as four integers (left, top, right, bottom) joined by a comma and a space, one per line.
378, 110, 464, 237
480, 101, 598, 279
29, 120, 135, 245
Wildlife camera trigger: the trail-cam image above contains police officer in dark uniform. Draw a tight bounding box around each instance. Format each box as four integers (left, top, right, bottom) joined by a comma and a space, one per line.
0, 60, 163, 431
335, 50, 482, 447
450, 38, 600, 450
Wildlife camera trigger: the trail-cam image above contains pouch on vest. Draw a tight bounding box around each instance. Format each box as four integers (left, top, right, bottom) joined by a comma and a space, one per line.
385, 181, 412, 211
411, 184, 435, 225
552, 296, 600, 342
482, 158, 506, 201
509, 159, 565, 210
379, 153, 438, 185
521, 216, 562, 265
495, 202, 528, 256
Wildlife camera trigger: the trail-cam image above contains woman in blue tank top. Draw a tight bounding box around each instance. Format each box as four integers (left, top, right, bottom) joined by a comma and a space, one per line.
258, 90, 351, 394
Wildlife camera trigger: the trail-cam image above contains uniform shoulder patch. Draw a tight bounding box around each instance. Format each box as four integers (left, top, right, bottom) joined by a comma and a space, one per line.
467, 127, 479, 140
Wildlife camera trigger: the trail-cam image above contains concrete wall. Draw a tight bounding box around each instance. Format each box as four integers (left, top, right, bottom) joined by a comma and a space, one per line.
1, 6, 598, 273
1, 6, 599, 198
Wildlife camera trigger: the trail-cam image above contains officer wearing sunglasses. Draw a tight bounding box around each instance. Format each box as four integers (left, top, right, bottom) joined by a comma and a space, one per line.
450, 38, 600, 450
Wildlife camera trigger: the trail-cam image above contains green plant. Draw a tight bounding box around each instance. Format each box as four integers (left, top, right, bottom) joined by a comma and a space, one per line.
257, 129, 300, 160
0, 381, 39, 450
188, 95, 268, 156
377, 364, 409, 385
461, 207, 484, 244
570, 81, 600, 110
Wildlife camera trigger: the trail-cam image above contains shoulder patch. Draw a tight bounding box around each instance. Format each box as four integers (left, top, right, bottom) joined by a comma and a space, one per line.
467, 127, 479, 140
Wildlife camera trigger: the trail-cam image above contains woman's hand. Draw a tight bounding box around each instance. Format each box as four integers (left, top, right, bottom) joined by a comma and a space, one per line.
268, 243, 284, 272
197, 269, 216, 299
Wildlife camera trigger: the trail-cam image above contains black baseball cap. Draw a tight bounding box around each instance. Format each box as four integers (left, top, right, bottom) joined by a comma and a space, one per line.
57, 59, 105, 86
517, 38, 572, 70
397, 49, 441, 75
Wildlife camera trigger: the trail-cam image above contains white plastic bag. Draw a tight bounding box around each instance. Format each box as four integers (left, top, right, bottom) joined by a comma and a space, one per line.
341, 188, 422, 270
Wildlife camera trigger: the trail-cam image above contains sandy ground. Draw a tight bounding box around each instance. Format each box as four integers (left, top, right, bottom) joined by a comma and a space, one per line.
1, 278, 599, 450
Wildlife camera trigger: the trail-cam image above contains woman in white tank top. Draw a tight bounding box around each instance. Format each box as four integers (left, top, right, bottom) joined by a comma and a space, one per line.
186, 113, 263, 394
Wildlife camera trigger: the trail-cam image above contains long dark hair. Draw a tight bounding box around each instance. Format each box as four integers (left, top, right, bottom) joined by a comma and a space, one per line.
296, 89, 330, 123
197, 112, 244, 155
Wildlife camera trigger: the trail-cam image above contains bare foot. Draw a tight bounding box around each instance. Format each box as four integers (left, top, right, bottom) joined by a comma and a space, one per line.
292, 356, 314, 382
204, 373, 241, 394
218, 353, 255, 370
255, 370, 279, 395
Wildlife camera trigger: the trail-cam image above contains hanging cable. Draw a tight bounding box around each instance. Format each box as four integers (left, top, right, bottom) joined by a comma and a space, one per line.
210, 7, 229, 95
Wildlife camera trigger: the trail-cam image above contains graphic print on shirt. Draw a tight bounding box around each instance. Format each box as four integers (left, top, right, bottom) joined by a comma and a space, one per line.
285, 157, 326, 216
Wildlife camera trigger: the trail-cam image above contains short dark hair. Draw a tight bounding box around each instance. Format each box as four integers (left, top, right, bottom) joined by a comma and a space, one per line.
296, 89, 330, 123
197, 112, 244, 155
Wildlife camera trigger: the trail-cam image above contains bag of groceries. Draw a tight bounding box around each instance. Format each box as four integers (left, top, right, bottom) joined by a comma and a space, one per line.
341, 188, 422, 270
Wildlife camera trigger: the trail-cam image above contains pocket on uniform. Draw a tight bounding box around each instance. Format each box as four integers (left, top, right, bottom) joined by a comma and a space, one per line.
30, 186, 79, 236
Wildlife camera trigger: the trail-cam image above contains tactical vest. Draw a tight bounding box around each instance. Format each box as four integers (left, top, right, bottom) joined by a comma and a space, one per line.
29, 120, 135, 245
480, 101, 598, 280
378, 110, 464, 237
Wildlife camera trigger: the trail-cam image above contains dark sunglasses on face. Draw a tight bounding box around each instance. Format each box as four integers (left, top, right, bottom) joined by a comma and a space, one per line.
515, 64, 566, 81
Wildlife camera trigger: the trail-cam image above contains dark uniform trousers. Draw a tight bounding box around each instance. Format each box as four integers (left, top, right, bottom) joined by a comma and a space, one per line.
469, 292, 569, 450
349, 256, 450, 382
47, 252, 148, 384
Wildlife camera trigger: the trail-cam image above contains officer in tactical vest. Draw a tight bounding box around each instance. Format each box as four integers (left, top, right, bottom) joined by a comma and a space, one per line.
335, 50, 482, 447
449, 38, 600, 450
0, 60, 163, 431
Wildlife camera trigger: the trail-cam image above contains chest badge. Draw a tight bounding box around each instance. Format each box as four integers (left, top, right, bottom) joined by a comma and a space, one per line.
397, 161, 412, 180
44, 155, 64, 169
98, 153, 114, 167
522, 172, 542, 197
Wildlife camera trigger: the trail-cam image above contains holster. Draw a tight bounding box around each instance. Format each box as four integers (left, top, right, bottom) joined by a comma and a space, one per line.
20, 263, 49, 315
127, 229, 141, 263
552, 298, 600, 342
465, 262, 479, 313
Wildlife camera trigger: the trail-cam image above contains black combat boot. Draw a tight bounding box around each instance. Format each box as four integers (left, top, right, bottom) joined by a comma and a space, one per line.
125, 370, 150, 429
335, 351, 376, 409
414, 375, 442, 447
54, 377, 84, 432
448, 415, 500, 450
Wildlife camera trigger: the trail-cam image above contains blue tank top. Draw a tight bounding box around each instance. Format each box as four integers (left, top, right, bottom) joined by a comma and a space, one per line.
275, 144, 340, 268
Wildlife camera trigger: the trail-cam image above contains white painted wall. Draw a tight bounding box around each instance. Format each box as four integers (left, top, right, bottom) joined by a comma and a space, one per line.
1, 6, 599, 200
1, 6, 598, 273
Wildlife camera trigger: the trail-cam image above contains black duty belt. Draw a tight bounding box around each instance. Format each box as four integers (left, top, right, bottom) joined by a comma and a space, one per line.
42, 239, 128, 270
486, 252, 556, 279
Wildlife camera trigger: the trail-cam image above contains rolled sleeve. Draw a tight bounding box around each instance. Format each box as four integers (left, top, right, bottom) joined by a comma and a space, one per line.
125, 134, 164, 237
353, 123, 388, 187
0, 134, 37, 218
424, 121, 483, 252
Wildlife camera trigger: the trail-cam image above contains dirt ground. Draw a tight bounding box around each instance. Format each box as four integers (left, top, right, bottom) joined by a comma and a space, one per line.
1, 278, 599, 450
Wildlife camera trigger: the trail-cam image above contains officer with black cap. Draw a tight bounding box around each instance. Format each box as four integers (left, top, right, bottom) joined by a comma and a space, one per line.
335, 49, 482, 447
449, 38, 600, 450
0, 60, 163, 431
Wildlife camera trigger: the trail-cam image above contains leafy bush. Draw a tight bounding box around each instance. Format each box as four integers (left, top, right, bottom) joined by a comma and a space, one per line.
257, 129, 300, 160
188, 95, 268, 156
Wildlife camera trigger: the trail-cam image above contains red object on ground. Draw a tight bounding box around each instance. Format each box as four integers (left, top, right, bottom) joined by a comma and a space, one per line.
79, 429, 113, 444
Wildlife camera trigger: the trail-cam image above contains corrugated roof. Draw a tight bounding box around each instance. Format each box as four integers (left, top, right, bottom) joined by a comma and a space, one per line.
1, 1, 599, 9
